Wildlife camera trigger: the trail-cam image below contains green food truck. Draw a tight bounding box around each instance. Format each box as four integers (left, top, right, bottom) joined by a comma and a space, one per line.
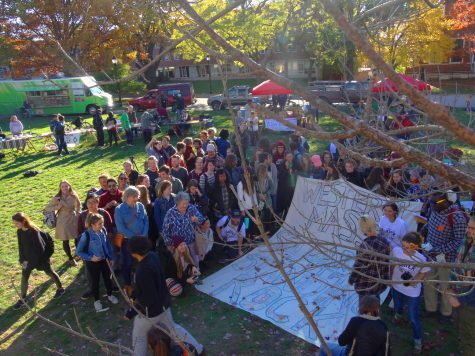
0, 76, 113, 116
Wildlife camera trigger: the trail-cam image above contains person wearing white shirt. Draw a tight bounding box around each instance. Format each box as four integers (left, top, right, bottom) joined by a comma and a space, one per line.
391, 232, 430, 352
247, 111, 259, 146
379, 202, 408, 249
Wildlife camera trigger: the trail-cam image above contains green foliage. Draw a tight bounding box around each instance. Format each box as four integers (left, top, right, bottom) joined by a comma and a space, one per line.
95, 63, 146, 96
173, 0, 287, 62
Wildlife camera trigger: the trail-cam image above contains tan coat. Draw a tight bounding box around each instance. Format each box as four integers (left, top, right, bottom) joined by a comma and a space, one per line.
44, 194, 81, 240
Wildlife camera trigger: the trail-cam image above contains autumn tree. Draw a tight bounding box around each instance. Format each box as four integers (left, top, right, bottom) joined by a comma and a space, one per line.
0, 0, 128, 77
364, 0, 454, 71
451, 0, 475, 59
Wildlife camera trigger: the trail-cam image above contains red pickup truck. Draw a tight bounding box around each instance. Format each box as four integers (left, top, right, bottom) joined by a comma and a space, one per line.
128, 82, 196, 111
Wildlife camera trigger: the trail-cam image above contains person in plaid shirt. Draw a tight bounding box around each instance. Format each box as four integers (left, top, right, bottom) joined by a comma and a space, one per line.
162, 191, 206, 266
349, 215, 391, 303
424, 192, 468, 320
447, 216, 475, 354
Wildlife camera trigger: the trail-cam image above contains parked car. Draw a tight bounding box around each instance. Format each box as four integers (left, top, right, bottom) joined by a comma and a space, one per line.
128, 82, 196, 111
308, 81, 370, 104
208, 85, 261, 111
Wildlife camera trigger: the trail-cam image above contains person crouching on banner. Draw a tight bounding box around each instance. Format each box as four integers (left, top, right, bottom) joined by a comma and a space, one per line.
319, 295, 389, 356
124, 236, 204, 356
164, 236, 201, 297
349, 216, 390, 304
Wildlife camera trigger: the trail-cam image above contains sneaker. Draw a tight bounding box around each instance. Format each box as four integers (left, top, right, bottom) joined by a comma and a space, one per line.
53, 288, 65, 299
13, 299, 27, 310
81, 290, 93, 300
94, 300, 109, 313
107, 295, 119, 304
414, 339, 422, 353
393, 313, 406, 326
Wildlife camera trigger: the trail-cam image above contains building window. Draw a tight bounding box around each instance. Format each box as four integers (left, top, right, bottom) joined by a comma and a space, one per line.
288, 43, 296, 52
179, 66, 189, 78
164, 54, 170, 61
454, 38, 464, 50
174, 53, 181, 60
298, 60, 305, 73
238, 66, 250, 73
196, 65, 209, 77
220, 64, 232, 75
267, 61, 275, 72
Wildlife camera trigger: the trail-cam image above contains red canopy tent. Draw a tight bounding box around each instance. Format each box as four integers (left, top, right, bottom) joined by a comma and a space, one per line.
372, 74, 431, 93
252, 80, 293, 95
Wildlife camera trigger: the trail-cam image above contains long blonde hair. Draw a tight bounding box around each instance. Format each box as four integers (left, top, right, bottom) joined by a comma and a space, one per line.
55, 180, 79, 199
173, 245, 195, 279
137, 185, 150, 205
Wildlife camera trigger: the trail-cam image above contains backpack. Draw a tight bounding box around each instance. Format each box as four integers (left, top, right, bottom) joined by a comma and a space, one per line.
448, 206, 470, 229
43, 210, 57, 229
221, 216, 245, 231
81, 231, 91, 254
55, 124, 65, 135
40, 231, 55, 259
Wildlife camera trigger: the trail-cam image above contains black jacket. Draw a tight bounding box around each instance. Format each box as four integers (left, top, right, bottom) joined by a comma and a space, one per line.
17, 228, 45, 268
210, 182, 238, 217
343, 170, 365, 188
338, 316, 389, 356
93, 112, 104, 130
164, 254, 195, 286
131, 252, 171, 318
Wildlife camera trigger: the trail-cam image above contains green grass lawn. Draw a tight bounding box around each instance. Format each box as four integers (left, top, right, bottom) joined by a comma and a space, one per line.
0, 109, 467, 355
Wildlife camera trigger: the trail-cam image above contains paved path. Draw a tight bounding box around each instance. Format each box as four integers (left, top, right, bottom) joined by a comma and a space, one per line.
430, 94, 475, 108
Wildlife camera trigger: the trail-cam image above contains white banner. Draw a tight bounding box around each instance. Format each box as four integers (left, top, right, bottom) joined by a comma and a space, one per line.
65, 130, 81, 147
264, 117, 297, 131
197, 178, 421, 346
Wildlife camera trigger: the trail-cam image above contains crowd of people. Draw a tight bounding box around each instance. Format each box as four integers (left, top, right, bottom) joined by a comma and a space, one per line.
11, 102, 475, 355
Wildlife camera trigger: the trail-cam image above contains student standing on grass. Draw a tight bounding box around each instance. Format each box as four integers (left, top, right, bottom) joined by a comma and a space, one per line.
105, 112, 118, 147
44, 180, 81, 266
124, 236, 204, 356
77, 193, 114, 300
92, 108, 105, 147
12, 212, 65, 310
54, 114, 70, 156
121, 107, 133, 146
77, 213, 118, 312
115, 186, 149, 294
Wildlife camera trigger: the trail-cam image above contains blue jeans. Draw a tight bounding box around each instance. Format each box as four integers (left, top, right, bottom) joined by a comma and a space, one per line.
319, 343, 347, 356
121, 238, 133, 285
125, 129, 133, 144
392, 288, 422, 340
57, 134, 69, 154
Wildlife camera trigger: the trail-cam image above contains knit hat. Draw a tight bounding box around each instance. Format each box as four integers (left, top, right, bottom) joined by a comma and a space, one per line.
171, 236, 185, 248
206, 144, 216, 152
311, 155, 322, 168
